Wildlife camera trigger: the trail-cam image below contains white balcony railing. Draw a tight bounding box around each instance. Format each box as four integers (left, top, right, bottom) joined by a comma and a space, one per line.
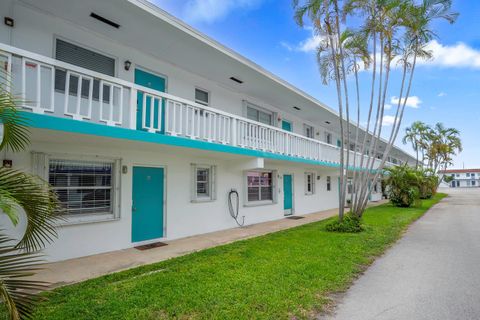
0, 43, 386, 167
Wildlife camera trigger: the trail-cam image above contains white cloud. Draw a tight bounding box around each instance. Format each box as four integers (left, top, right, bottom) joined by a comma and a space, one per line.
293, 36, 480, 71
280, 41, 294, 52
390, 96, 422, 109
438, 92, 447, 97
382, 115, 396, 127
384, 103, 392, 110
298, 35, 323, 52
182, 0, 263, 23
420, 40, 480, 69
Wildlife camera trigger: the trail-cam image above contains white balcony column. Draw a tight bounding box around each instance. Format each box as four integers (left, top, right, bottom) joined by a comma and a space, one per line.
129, 88, 137, 130
231, 118, 237, 146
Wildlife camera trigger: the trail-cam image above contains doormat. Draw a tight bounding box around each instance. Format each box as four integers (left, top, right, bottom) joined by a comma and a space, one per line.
286, 216, 305, 220
135, 242, 168, 251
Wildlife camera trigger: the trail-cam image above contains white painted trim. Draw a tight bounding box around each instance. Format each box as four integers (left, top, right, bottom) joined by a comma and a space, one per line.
32, 152, 122, 225
190, 163, 216, 202
304, 172, 315, 196
243, 169, 278, 207
131, 163, 168, 240
194, 87, 210, 106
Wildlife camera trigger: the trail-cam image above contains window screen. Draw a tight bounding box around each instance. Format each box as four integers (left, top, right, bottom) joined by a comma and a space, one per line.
196, 167, 210, 197
247, 171, 273, 202
55, 39, 115, 76
195, 88, 209, 106
304, 124, 314, 138
246, 106, 273, 125
305, 172, 315, 194
49, 159, 114, 216
55, 39, 115, 102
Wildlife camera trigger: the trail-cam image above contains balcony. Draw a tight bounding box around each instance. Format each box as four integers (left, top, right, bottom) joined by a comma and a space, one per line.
0, 43, 384, 168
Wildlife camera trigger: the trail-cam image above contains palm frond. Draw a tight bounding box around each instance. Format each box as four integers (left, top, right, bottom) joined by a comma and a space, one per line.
0, 168, 62, 252
0, 91, 31, 152
0, 233, 48, 320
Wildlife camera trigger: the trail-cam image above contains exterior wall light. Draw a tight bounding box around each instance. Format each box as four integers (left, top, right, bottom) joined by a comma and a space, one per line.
124, 60, 132, 71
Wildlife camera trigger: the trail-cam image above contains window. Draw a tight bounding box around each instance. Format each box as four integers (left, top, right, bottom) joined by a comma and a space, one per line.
246, 104, 273, 125
326, 176, 331, 191
472, 181, 476, 186
325, 132, 332, 144
466, 173, 470, 177
456, 174, 460, 177
304, 124, 314, 138
347, 179, 354, 194
195, 88, 209, 106
246, 171, 275, 204
48, 158, 118, 217
54, 39, 116, 103
305, 172, 315, 195
472, 173, 476, 178
192, 164, 216, 201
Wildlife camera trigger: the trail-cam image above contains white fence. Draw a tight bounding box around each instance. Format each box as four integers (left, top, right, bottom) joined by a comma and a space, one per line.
0, 43, 383, 166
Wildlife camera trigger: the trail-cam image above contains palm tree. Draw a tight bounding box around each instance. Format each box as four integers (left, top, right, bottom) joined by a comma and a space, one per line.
403, 121, 429, 168
0, 72, 61, 319
426, 122, 462, 175
293, 0, 457, 219
355, 0, 457, 215
294, 0, 350, 220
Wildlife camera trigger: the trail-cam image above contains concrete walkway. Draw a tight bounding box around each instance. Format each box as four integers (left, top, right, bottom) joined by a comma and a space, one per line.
326, 189, 480, 320
35, 203, 387, 288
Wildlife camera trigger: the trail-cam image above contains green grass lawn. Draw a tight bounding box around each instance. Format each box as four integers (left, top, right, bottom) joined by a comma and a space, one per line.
16, 194, 446, 320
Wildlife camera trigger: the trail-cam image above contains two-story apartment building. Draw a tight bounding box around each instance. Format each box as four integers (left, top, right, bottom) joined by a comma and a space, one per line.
439, 169, 480, 188
0, 0, 415, 262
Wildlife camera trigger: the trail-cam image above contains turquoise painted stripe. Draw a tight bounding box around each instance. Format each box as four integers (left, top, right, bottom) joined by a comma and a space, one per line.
23, 112, 377, 171
23, 112, 338, 167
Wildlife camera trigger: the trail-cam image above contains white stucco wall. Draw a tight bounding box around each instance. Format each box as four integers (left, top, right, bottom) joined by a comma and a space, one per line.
0, 1, 341, 145
2, 134, 340, 262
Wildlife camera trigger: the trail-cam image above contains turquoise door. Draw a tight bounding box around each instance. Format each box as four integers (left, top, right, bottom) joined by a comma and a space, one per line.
337, 139, 342, 147
283, 174, 293, 215
134, 69, 166, 133
282, 120, 292, 132
132, 166, 165, 242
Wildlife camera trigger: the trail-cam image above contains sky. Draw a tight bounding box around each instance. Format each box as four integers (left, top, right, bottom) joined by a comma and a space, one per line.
150, 0, 480, 169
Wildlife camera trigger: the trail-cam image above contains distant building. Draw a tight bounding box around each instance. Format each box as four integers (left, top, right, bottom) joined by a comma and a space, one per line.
438, 169, 480, 188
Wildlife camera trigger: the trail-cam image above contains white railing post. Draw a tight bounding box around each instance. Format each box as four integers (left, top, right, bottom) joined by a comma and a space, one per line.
129, 88, 137, 130
231, 118, 237, 146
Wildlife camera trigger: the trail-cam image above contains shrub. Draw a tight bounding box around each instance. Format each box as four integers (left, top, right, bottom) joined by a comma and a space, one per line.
419, 172, 439, 199
389, 185, 419, 207
325, 214, 364, 233
384, 166, 440, 206
384, 165, 421, 207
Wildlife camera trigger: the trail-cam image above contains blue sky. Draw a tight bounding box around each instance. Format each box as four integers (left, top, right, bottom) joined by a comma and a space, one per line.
151, 0, 480, 168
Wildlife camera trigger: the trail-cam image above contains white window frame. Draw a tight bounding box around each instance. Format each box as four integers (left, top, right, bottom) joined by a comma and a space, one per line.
194, 87, 210, 106
244, 170, 277, 206
304, 124, 315, 138
325, 132, 332, 145
191, 164, 216, 202
305, 172, 315, 195
53, 36, 119, 77
326, 176, 332, 191
32, 152, 121, 225
243, 100, 276, 126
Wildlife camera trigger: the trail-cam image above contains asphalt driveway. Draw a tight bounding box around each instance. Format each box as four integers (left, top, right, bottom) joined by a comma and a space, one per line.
325, 188, 480, 320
